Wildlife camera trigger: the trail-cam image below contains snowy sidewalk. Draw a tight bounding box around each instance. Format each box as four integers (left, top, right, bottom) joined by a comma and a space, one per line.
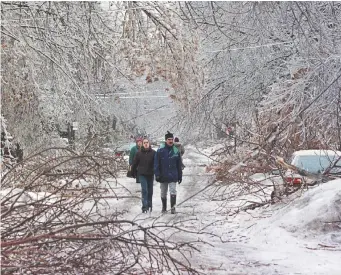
103, 145, 341, 275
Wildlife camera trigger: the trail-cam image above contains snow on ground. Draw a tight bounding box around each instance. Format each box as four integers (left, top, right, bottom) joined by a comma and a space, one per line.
239, 178, 341, 275
99, 144, 341, 274
0, 188, 59, 205
4, 143, 340, 274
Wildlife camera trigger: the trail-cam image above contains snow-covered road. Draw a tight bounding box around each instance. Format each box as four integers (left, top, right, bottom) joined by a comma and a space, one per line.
102, 145, 341, 275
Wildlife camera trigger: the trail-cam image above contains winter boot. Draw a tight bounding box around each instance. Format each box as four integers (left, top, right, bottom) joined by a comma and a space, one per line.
161, 197, 167, 213
170, 195, 176, 214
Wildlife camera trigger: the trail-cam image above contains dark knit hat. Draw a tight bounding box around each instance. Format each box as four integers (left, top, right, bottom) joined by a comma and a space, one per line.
165, 131, 174, 140
174, 137, 179, 142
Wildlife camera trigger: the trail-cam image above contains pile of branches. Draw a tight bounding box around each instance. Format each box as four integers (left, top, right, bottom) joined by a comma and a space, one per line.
204, 139, 341, 215
1, 147, 201, 274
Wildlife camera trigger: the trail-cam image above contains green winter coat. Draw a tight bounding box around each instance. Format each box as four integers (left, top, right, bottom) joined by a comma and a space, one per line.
129, 145, 141, 165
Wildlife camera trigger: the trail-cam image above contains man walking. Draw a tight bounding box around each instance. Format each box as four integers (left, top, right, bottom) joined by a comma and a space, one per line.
154, 131, 182, 214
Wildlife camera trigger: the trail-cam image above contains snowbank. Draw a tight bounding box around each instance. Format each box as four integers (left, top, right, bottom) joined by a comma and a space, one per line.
230, 178, 341, 275
245, 179, 341, 244
270, 178, 341, 244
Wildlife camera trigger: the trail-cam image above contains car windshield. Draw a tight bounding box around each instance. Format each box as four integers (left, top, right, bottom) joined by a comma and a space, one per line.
292, 155, 338, 173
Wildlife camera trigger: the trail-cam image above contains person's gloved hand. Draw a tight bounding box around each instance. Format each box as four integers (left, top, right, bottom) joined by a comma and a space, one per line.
178, 179, 182, 184
155, 176, 161, 182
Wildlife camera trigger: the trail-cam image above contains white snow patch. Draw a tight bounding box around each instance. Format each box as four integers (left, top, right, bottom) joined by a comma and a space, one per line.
238, 179, 341, 275
263, 179, 341, 244
0, 188, 59, 205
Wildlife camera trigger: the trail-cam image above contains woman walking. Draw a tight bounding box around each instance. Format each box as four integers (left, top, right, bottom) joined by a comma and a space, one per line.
132, 138, 156, 213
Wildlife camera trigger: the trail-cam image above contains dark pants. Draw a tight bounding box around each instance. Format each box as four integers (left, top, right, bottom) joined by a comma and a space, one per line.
139, 175, 153, 210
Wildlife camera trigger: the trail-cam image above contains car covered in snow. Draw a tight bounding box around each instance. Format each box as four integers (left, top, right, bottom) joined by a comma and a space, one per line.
99, 142, 133, 160
113, 143, 134, 157
282, 150, 341, 185
271, 150, 341, 198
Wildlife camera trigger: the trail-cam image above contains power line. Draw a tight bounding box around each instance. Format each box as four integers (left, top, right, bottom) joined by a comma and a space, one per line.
122, 104, 170, 123
118, 96, 170, 99
205, 41, 293, 53
95, 90, 170, 96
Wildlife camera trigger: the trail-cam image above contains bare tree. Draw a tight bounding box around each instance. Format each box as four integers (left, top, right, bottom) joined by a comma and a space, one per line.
1, 1, 203, 150
177, 2, 341, 150
1, 146, 207, 274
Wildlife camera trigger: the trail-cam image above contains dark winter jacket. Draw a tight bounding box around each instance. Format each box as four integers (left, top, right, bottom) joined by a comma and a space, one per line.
154, 143, 182, 183
132, 147, 156, 177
